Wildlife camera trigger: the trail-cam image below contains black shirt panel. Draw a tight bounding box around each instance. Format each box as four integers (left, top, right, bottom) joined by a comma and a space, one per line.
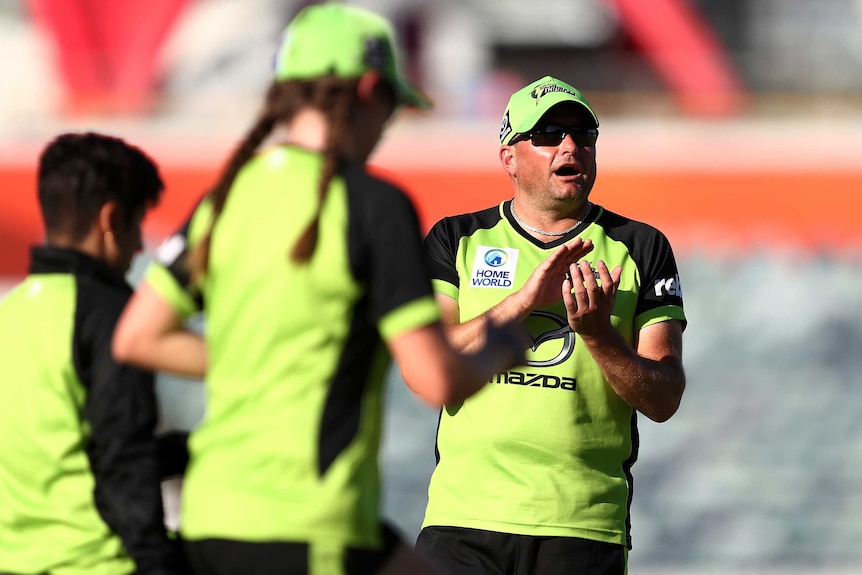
31, 247, 186, 575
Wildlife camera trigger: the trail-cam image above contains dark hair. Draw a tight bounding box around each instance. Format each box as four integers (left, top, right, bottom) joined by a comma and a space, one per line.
37, 132, 163, 242
189, 76, 361, 282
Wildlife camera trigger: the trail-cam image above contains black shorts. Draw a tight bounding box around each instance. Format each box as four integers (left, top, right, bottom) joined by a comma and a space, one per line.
415, 525, 627, 575
183, 523, 401, 575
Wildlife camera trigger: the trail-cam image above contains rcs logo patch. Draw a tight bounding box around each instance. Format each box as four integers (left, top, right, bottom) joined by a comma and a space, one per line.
654, 274, 682, 298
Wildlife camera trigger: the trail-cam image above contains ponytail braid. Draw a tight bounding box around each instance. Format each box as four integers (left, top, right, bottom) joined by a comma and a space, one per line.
189, 82, 300, 283
188, 77, 360, 279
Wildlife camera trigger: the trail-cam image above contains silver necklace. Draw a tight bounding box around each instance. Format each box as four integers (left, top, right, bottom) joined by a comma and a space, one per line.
510, 202, 586, 237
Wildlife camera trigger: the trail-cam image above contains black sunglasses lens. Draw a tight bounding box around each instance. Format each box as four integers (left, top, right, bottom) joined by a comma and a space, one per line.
571, 132, 598, 146
530, 127, 597, 147
530, 130, 566, 146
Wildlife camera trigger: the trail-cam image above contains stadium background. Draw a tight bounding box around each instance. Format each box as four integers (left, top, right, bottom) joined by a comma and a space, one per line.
2, 0, 862, 573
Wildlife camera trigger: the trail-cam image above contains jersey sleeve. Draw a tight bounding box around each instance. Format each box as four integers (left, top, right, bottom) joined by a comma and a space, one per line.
145, 198, 214, 319
348, 170, 439, 342
633, 229, 686, 331
423, 217, 460, 301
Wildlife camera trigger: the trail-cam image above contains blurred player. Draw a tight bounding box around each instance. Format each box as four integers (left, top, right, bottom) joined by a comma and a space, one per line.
415, 76, 688, 575
0, 132, 187, 575
112, 4, 532, 575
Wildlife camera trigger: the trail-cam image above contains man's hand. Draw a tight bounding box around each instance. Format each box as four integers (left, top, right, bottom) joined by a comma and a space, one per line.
562, 259, 622, 336
512, 238, 594, 319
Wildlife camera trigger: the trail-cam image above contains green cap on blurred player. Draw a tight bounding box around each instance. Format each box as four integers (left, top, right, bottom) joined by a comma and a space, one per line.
273, 2, 431, 110
499, 76, 598, 145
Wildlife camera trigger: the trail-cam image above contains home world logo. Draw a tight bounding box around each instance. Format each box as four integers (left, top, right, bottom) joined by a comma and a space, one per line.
471, 246, 519, 288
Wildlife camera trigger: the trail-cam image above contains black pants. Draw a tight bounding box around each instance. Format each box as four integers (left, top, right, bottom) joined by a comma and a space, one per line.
415, 526, 626, 575
184, 524, 400, 575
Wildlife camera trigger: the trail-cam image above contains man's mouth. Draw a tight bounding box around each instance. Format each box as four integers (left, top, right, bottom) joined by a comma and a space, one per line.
554, 166, 580, 177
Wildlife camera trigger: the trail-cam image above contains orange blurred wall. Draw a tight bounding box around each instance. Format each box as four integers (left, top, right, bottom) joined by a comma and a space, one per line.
3, 163, 862, 276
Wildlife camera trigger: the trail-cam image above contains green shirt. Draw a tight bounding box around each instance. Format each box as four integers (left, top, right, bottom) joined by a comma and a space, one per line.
421, 200, 686, 548
147, 147, 439, 548
0, 248, 179, 575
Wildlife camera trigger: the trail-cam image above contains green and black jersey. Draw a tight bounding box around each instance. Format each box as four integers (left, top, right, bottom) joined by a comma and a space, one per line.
0, 248, 184, 575
146, 146, 440, 548
421, 200, 686, 548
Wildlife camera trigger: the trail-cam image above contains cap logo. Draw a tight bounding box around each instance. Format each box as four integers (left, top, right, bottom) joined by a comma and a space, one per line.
499, 111, 512, 143
530, 81, 577, 105
363, 37, 390, 71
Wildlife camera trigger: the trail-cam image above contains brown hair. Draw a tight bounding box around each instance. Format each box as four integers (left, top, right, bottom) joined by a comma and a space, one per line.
38, 132, 163, 242
189, 77, 358, 283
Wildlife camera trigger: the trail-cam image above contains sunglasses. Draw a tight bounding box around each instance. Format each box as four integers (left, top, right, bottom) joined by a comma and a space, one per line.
510, 125, 599, 147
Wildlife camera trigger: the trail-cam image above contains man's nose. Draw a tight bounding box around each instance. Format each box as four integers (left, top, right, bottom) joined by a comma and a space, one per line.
559, 132, 578, 152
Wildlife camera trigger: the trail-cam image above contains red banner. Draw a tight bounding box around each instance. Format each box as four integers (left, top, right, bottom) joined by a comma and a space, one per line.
26, 0, 190, 114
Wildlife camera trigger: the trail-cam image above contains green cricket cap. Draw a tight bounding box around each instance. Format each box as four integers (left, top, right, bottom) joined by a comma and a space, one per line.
273, 2, 431, 109
499, 76, 598, 145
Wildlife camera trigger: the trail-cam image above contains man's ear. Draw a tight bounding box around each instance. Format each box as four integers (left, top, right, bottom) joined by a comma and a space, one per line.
500, 146, 516, 176
356, 70, 384, 105
98, 201, 119, 236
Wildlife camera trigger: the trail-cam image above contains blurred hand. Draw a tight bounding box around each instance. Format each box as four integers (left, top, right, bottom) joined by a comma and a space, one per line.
484, 318, 530, 368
